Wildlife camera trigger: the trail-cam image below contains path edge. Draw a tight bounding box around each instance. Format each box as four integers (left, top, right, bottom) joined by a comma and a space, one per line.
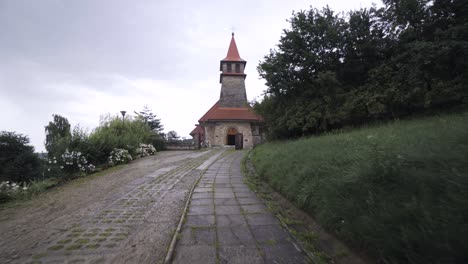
163, 150, 225, 264
242, 149, 319, 264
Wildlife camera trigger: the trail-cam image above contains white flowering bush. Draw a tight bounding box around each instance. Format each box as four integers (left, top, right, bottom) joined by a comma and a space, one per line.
0, 181, 28, 201
108, 148, 132, 166
61, 150, 96, 174
135, 143, 156, 158
45, 150, 96, 177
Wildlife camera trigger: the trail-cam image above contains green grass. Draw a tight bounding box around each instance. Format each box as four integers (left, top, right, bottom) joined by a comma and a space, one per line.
252, 112, 468, 264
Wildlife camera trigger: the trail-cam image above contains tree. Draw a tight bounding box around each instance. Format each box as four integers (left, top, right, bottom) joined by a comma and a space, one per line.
0, 131, 41, 183
255, 1, 468, 139
134, 105, 164, 133
166, 131, 180, 143
45, 114, 71, 158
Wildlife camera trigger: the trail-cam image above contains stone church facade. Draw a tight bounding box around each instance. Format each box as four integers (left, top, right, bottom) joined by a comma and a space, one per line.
190, 33, 263, 148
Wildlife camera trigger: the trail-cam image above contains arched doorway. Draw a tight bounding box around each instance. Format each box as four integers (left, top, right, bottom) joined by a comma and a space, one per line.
226, 127, 237, 145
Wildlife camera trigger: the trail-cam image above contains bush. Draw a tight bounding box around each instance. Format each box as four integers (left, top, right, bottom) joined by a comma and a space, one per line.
0, 131, 42, 183
0, 181, 28, 202
89, 114, 152, 164
135, 143, 156, 158
252, 112, 468, 263
60, 150, 96, 174
108, 148, 132, 166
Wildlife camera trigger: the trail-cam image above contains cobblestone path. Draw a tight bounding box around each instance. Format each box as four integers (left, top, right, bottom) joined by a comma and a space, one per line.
0, 150, 222, 264
172, 150, 308, 264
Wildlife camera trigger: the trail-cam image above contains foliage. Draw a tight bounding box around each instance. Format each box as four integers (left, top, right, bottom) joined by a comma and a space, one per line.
45, 114, 71, 158
60, 150, 96, 174
134, 105, 164, 133
0, 181, 28, 202
88, 114, 152, 163
0, 131, 42, 183
151, 133, 166, 151
135, 143, 156, 158
166, 130, 180, 143
108, 148, 132, 166
256, 1, 468, 139
251, 111, 468, 263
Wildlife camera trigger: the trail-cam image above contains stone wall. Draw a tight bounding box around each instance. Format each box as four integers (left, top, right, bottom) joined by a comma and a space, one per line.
204, 121, 255, 148
219, 76, 247, 108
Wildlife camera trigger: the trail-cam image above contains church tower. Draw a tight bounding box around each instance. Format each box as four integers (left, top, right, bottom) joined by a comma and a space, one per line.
190, 33, 264, 149
219, 33, 247, 108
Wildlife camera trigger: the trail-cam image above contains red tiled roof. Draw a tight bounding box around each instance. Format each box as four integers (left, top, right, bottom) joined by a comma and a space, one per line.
198, 101, 263, 122
222, 33, 245, 62
190, 126, 204, 136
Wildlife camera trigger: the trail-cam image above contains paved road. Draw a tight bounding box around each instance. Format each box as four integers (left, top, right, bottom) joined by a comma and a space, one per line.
0, 149, 308, 264
0, 150, 221, 264
172, 150, 307, 264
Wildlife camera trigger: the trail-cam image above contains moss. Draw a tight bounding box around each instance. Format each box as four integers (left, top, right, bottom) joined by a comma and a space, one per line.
86, 244, 100, 249
32, 253, 47, 259
65, 244, 82, 250
57, 239, 72, 244
74, 238, 90, 244
48, 245, 64, 251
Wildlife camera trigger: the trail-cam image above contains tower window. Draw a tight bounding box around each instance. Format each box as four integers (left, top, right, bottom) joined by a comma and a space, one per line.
227, 63, 232, 72
235, 64, 240, 73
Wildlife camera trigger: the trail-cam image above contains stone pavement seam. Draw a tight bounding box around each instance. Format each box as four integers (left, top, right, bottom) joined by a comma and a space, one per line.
173, 150, 308, 264
164, 150, 225, 264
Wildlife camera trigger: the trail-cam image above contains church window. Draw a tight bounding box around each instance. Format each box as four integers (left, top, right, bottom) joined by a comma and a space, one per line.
227, 63, 232, 72
235, 64, 240, 73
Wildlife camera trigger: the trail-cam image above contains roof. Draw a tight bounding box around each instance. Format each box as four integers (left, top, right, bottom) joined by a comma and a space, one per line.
190, 126, 204, 136
198, 101, 263, 122
221, 33, 245, 62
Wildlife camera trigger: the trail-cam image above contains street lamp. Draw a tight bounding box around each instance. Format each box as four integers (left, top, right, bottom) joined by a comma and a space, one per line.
120, 111, 126, 127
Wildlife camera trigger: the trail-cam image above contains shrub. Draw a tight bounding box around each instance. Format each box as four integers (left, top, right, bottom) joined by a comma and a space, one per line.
135, 143, 156, 158
0, 181, 28, 202
60, 150, 96, 174
89, 114, 152, 163
108, 148, 132, 166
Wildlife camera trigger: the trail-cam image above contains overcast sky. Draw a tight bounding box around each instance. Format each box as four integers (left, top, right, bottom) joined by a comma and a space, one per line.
0, 0, 380, 152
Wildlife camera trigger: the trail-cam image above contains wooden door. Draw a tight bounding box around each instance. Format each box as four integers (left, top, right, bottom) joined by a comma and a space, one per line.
235, 133, 243, 150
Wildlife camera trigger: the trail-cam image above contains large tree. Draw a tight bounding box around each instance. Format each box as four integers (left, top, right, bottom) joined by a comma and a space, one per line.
0, 131, 41, 183
45, 114, 71, 158
255, 1, 468, 139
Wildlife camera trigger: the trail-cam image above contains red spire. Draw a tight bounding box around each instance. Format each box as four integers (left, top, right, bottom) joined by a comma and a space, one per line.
222, 33, 245, 62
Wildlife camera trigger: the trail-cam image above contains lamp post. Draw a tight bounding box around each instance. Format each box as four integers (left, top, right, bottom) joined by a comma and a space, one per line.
120, 111, 126, 127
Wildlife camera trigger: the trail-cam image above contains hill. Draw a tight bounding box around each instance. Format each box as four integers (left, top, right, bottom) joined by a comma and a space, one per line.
251, 111, 468, 263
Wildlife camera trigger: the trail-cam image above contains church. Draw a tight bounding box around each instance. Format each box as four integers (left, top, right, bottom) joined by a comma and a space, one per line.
190, 33, 263, 149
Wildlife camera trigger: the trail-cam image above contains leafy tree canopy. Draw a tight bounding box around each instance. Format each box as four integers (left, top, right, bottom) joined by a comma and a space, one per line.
0, 131, 41, 183
45, 114, 71, 158
255, 0, 468, 139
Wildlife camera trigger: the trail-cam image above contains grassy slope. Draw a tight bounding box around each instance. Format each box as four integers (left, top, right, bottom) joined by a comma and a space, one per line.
252, 112, 468, 263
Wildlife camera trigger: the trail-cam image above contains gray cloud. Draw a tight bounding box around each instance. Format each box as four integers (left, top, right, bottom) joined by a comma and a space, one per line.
0, 0, 380, 151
